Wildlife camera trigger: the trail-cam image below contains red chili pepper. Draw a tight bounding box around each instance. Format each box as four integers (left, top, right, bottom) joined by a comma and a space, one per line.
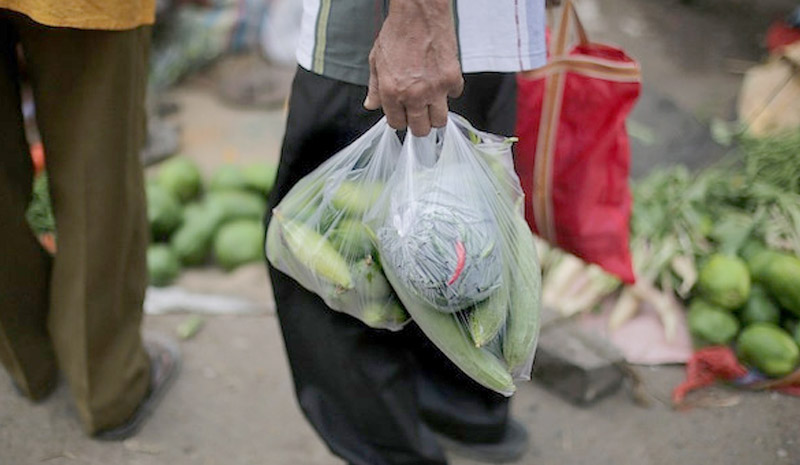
447, 240, 466, 285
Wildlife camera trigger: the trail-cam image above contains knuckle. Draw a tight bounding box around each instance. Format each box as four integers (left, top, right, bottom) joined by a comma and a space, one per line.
382, 81, 399, 97
443, 66, 462, 83
388, 118, 407, 130
403, 86, 427, 103
384, 109, 405, 127
431, 115, 447, 127
407, 107, 427, 119
382, 89, 399, 104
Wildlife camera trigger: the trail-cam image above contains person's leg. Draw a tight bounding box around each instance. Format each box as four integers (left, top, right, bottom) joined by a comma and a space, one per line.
267, 67, 448, 465
0, 12, 58, 402
413, 72, 521, 446
15, 15, 152, 434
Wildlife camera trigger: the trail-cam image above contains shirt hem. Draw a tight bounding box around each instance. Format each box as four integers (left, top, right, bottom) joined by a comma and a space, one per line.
461, 50, 547, 72
0, 6, 154, 30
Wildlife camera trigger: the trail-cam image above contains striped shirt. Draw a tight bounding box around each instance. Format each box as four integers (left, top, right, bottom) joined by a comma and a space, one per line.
296, 0, 546, 86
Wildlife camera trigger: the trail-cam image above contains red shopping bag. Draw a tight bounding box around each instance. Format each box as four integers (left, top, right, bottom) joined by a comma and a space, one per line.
514, 1, 641, 284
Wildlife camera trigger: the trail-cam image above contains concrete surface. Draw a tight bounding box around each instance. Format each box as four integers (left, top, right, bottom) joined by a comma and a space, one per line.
532, 323, 626, 405
2, 314, 799, 465
4, 1, 800, 464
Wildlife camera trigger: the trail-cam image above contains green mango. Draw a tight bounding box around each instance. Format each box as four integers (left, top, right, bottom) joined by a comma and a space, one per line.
213, 220, 265, 271
740, 284, 781, 325
697, 254, 751, 310
147, 184, 183, 240
148, 244, 180, 287
209, 164, 249, 192
761, 253, 800, 318
737, 323, 799, 378
687, 298, 740, 346
242, 162, 278, 196
157, 156, 202, 203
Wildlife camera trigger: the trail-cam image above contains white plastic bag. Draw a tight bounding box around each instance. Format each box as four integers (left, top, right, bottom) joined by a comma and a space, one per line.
266, 114, 541, 395
267, 119, 409, 330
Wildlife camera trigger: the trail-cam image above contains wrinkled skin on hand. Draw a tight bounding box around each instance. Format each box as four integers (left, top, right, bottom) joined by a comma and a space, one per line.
363, 0, 464, 136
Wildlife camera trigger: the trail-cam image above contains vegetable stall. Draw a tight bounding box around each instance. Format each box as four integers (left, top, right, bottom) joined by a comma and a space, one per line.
537, 130, 800, 400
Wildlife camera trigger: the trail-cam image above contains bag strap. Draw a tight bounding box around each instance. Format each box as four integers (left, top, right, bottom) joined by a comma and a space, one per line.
532, 0, 588, 243
551, 0, 588, 57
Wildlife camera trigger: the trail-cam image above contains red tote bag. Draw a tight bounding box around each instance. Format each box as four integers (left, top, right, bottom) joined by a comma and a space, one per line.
514, 1, 641, 284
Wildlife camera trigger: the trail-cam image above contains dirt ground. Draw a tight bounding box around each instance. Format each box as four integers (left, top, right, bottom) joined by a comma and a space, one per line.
3, 0, 800, 464
3, 312, 799, 465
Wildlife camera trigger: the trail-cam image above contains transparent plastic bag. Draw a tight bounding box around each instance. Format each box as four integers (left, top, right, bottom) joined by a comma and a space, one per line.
266, 114, 541, 395
266, 119, 410, 330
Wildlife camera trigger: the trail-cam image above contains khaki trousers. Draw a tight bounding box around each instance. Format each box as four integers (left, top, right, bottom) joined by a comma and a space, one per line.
0, 11, 151, 434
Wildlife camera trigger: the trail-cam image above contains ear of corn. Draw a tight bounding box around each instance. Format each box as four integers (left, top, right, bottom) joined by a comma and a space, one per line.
275, 213, 353, 289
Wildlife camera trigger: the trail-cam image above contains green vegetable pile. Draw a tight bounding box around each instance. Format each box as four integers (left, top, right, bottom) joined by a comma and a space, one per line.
146, 156, 277, 286
687, 250, 800, 377
539, 130, 800, 379
637, 132, 800, 378
23, 156, 277, 283
267, 116, 541, 395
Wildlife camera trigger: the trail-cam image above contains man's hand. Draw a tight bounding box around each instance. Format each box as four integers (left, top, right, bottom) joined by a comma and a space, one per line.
363, 0, 463, 136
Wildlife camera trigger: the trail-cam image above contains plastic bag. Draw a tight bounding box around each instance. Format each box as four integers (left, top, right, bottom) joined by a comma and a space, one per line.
266, 114, 542, 395
266, 120, 409, 330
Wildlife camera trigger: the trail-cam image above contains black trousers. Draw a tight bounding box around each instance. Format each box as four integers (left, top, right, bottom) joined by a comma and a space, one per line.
267, 67, 517, 465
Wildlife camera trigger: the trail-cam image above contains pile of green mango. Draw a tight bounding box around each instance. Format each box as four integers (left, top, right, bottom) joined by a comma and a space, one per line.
687, 245, 800, 378
146, 156, 278, 286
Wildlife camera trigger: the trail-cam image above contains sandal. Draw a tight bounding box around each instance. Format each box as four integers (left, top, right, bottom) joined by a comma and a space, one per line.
94, 332, 181, 441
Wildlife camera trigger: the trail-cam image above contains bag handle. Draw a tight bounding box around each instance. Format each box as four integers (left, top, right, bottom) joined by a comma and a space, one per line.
531, 0, 588, 243
551, 0, 588, 58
